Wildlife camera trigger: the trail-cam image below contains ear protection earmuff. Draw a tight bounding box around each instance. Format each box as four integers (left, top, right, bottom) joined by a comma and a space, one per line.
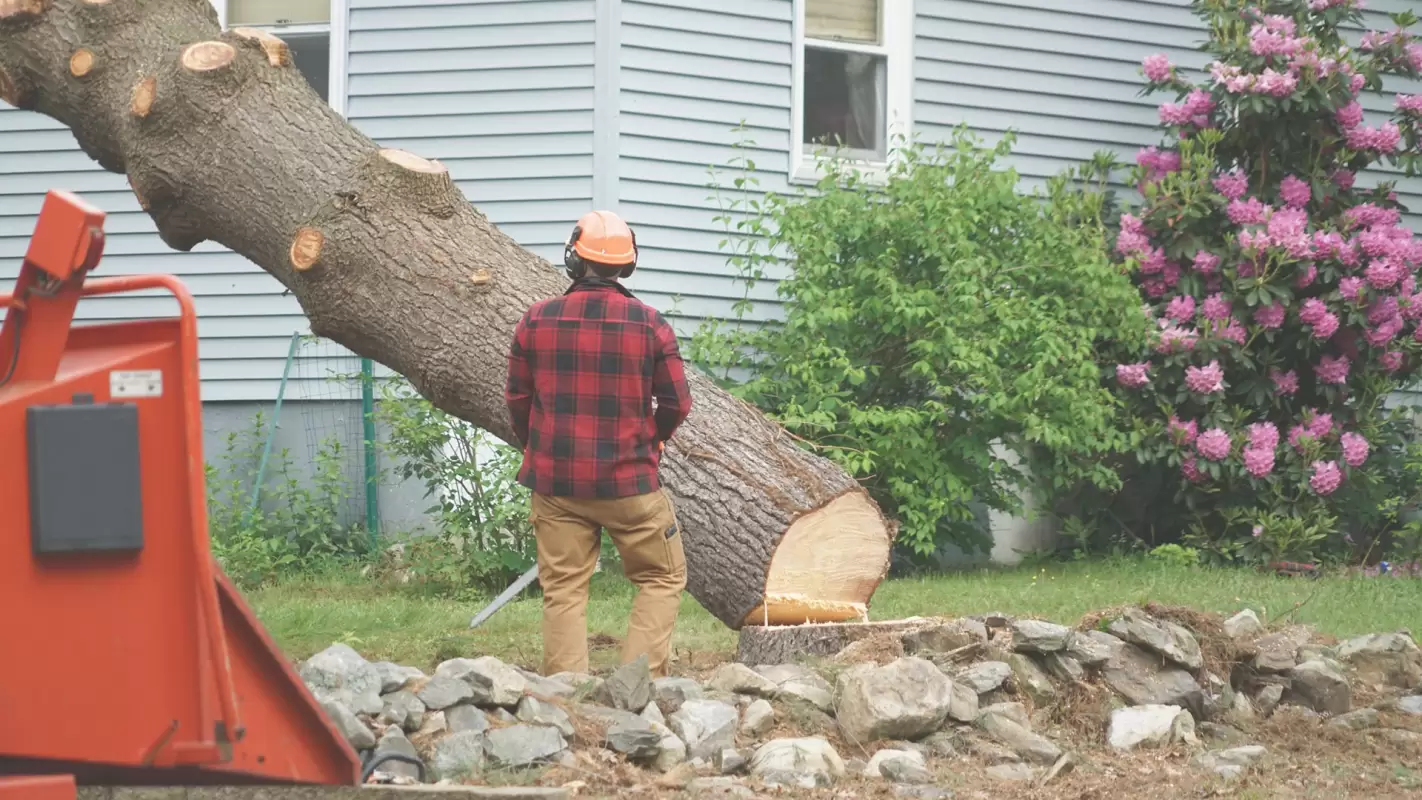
563, 225, 587, 281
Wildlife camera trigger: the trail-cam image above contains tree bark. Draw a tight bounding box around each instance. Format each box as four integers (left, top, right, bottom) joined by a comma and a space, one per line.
0, 0, 895, 629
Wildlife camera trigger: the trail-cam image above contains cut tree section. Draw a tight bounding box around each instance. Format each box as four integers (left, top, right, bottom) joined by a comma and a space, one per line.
0, 0, 896, 630
736, 619, 938, 665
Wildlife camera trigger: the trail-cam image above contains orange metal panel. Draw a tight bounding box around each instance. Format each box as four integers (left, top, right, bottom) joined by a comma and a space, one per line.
0, 776, 76, 799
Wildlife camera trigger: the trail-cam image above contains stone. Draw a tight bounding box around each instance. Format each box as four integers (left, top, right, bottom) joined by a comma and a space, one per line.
705, 663, 774, 698
1255, 685, 1284, 717
1223, 609, 1264, 640
641, 699, 666, 726
979, 701, 1029, 728
753, 664, 835, 712
968, 735, 1021, 764
1198, 721, 1249, 746
919, 731, 958, 758
740, 698, 775, 737
1102, 642, 1204, 715
987, 762, 1037, 782
594, 655, 653, 712
715, 747, 747, 774
652, 723, 688, 773
1107, 705, 1196, 751
378, 689, 426, 733
483, 724, 567, 767
373, 662, 425, 694
1222, 691, 1255, 727
1287, 659, 1351, 715
605, 712, 663, 762
686, 776, 753, 798
551, 671, 603, 696
977, 709, 1062, 765
651, 676, 703, 714
1326, 707, 1378, 730
749, 737, 845, 789
1042, 752, 1075, 785
1194, 745, 1266, 781
490, 707, 518, 724
435, 656, 528, 708
958, 661, 1013, 694
1043, 652, 1085, 683
1396, 695, 1422, 715
947, 679, 978, 723
1376, 728, 1422, 745
867, 749, 930, 784
416, 710, 447, 737
517, 669, 578, 700
835, 657, 954, 743
516, 695, 574, 738
320, 699, 375, 751
1011, 619, 1073, 653
446, 703, 492, 735
1067, 630, 1123, 667
431, 729, 486, 780
1252, 628, 1311, 673
669, 699, 739, 761
1007, 653, 1057, 706
417, 675, 475, 711
1336, 632, 1422, 689
299, 643, 384, 715
372, 727, 423, 782
894, 787, 954, 799
902, 619, 988, 654
1107, 608, 1203, 670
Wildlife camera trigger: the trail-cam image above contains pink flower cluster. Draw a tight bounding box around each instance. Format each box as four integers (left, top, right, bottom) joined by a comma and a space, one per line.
1345, 122, 1402, 154
1280, 175, 1312, 208
1116, 362, 1150, 389
1142, 54, 1174, 83
1299, 298, 1340, 339
1160, 89, 1216, 128
1185, 360, 1225, 394
1308, 0, 1361, 9
1242, 422, 1279, 477
1196, 428, 1232, 461
1397, 95, 1422, 113
1213, 170, 1249, 199
1336, 101, 1364, 129
1310, 460, 1343, 495
1228, 197, 1271, 226
1340, 431, 1370, 467
1166, 294, 1196, 322
1315, 353, 1351, 384
1271, 368, 1299, 395
1250, 17, 1306, 58
1193, 250, 1221, 274
1211, 62, 1300, 97
1136, 147, 1181, 184
1254, 302, 1286, 328
1169, 415, 1198, 445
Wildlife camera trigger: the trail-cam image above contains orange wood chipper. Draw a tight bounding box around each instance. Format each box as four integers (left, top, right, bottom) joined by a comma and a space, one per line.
0, 190, 363, 797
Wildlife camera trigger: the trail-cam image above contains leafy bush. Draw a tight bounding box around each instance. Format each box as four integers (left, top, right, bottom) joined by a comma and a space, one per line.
1094, 0, 1422, 564
690, 129, 1151, 556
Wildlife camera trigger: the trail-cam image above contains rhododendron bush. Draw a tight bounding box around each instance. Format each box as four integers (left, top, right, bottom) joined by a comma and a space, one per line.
1103, 0, 1422, 562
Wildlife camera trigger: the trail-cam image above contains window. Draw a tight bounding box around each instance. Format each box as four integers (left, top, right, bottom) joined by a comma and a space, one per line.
793, 0, 911, 182
213, 0, 345, 113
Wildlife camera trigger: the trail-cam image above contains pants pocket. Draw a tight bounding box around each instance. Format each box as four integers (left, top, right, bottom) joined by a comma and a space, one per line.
659, 490, 687, 577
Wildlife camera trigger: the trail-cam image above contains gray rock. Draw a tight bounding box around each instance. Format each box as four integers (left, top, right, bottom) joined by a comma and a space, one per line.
902, 619, 988, 654
431, 730, 486, 780
320, 699, 375, 751
740, 698, 775, 737
1067, 630, 1123, 667
490, 707, 518, 724
651, 676, 704, 714
708, 663, 778, 697
435, 656, 528, 708
715, 747, 747, 775
979, 701, 1029, 728
749, 737, 845, 788
754, 665, 835, 712
1336, 632, 1422, 689
416, 709, 447, 737
894, 788, 954, 800
417, 675, 475, 711
1376, 728, 1422, 745
958, 661, 1013, 694
1044, 652, 1085, 683
1042, 752, 1076, 786
1252, 628, 1311, 673
918, 731, 958, 758
1222, 690, 1255, 727
641, 699, 667, 726
1199, 721, 1249, 746
1107, 704, 1195, 751
947, 679, 978, 723
977, 709, 1062, 765
516, 695, 574, 738
300, 643, 384, 715
1107, 609, 1203, 670
372, 727, 423, 782
1007, 653, 1057, 706
446, 703, 491, 735
1200, 672, 1234, 722
968, 735, 1022, 764
686, 776, 753, 798
986, 762, 1037, 781
835, 657, 954, 743
1223, 609, 1264, 640
866, 749, 929, 784
482, 724, 567, 767
605, 712, 663, 761
551, 671, 603, 696
372, 662, 425, 694
1287, 660, 1351, 715
651, 722, 688, 772
516, 668, 578, 700
669, 699, 739, 761
1011, 619, 1073, 653
1326, 707, 1378, 730
1194, 745, 1266, 781
378, 689, 426, 733
1255, 684, 1284, 717
1396, 695, 1422, 715
594, 654, 652, 712
1102, 642, 1204, 715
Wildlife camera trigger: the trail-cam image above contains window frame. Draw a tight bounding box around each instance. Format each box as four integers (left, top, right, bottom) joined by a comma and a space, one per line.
210, 0, 349, 117
790, 0, 914, 186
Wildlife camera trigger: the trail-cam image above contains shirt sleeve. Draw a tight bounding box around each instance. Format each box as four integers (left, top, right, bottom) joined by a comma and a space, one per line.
505, 315, 534, 448
651, 316, 692, 443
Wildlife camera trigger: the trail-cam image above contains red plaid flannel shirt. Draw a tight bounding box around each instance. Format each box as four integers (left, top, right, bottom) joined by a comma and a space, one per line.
505, 280, 693, 498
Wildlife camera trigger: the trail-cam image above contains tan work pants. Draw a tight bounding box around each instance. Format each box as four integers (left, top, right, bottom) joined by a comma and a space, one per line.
531, 488, 687, 677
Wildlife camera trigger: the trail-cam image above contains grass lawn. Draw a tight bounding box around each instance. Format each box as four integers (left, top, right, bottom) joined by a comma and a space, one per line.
249, 557, 1422, 672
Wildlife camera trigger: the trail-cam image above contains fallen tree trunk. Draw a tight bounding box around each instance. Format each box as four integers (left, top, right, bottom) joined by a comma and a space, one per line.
0, 0, 894, 629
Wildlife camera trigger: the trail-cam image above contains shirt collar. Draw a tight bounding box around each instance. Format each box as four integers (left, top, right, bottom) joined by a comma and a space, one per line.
565, 277, 637, 298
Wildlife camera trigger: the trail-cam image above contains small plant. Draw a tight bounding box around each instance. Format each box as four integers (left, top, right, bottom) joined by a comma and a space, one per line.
1148, 543, 1201, 568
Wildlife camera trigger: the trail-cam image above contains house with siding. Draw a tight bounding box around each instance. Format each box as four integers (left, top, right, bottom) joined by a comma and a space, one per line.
2, 0, 1420, 548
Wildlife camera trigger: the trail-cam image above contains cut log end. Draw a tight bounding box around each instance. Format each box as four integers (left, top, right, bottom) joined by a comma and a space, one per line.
735, 618, 941, 665
232, 27, 292, 67
470, 269, 492, 286
130, 77, 156, 117
182, 41, 236, 73
740, 489, 892, 627
290, 227, 324, 272
379, 148, 446, 175
69, 49, 95, 78
0, 0, 47, 21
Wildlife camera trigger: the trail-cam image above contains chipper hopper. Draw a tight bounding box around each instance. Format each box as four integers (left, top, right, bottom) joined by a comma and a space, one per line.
0, 190, 363, 796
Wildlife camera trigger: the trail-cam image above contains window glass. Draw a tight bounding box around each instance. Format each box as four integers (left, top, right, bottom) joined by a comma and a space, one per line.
229, 0, 329, 26
803, 47, 887, 158
806, 0, 880, 44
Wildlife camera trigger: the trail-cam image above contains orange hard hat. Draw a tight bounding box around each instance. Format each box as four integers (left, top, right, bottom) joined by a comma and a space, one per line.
568, 210, 636, 267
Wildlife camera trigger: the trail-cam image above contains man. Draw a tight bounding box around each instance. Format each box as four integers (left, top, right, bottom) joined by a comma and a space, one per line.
505, 210, 693, 678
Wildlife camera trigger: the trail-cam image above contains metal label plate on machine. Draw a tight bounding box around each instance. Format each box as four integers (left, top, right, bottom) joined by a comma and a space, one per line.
27, 400, 144, 554
110, 369, 163, 399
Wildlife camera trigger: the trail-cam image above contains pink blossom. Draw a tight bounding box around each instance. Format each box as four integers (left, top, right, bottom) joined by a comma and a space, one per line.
1368, 295, 1400, 325
1185, 360, 1226, 394
1243, 446, 1276, 477
1237, 259, 1258, 278
1141, 248, 1168, 275
1157, 324, 1198, 352
1256, 68, 1299, 97
1410, 43, 1422, 72
1381, 350, 1404, 372
1144, 279, 1168, 298
1335, 101, 1364, 129
1116, 362, 1151, 388
1271, 368, 1299, 395
1254, 302, 1286, 329
1120, 213, 1145, 234
1397, 95, 1422, 113
1193, 251, 1221, 274
1315, 353, 1351, 384
1307, 411, 1335, 440
1289, 423, 1312, 451
1220, 318, 1248, 345
1332, 169, 1356, 190
1346, 123, 1403, 154
1250, 22, 1305, 57
1137, 147, 1181, 179
1228, 198, 1271, 225
1299, 298, 1329, 325
1169, 416, 1199, 446
1341, 431, 1370, 466
1116, 229, 1150, 257
1213, 170, 1249, 199
1159, 102, 1194, 126
1350, 72, 1367, 94
1313, 311, 1340, 339
1143, 53, 1174, 82
1280, 175, 1312, 208
1310, 460, 1343, 495
1340, 276, 1365, 301
1295, 263, 1319, 288
1309, 0, 1359, 9
1195, 428, 1232, 461
1162, 260, 1182, 288
1366, 258, 1404, 289
1166, 294, 1196, 322
1346, 204, 1403, 229
1181, 457, 1205, 483
1365, 315, 1403, 346
1249, 422, 1280, 451
1201, 293, 1232, 321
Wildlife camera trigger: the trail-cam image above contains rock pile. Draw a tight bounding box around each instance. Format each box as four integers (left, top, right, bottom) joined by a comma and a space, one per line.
301, 607, 1422, 793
